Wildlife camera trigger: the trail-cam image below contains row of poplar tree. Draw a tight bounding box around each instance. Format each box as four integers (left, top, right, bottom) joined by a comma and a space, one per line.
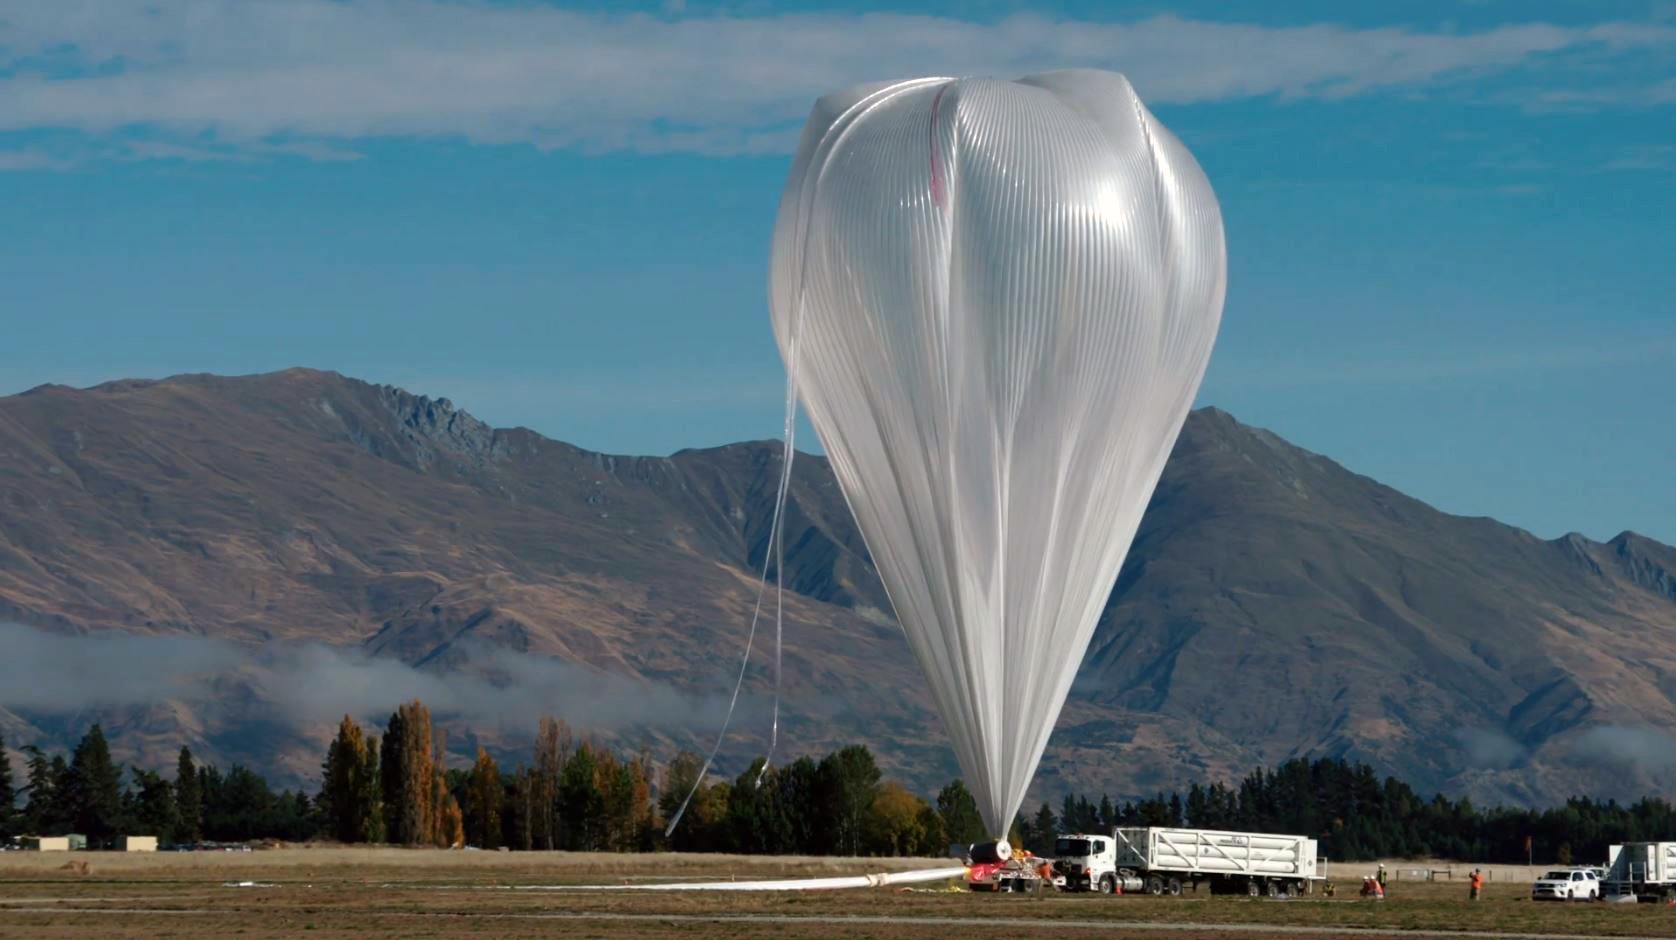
313, 701, 987, 856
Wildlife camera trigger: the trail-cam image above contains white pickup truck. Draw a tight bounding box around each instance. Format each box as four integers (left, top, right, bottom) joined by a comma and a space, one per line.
1051, 826, 1323, 897
1530, 867, 1599, 901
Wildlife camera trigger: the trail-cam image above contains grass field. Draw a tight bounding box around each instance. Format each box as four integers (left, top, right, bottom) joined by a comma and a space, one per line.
1, 848, 1668, 939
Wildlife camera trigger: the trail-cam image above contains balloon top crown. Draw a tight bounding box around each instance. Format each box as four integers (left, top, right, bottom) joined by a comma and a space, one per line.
809, 68, 1140, 118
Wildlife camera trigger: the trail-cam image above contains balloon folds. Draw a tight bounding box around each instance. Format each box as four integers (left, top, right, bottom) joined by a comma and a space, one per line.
770, 70, 1226, 838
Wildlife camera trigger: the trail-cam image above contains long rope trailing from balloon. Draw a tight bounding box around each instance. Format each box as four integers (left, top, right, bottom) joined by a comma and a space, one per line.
664, 80, 942, 837
762, 339, 799, 784
663, 330, 800, 836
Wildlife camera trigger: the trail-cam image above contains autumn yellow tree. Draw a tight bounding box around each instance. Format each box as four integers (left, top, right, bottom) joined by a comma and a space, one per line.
427, 724, 452, 847
438, 793, 465, 848
865, 781, 927, 856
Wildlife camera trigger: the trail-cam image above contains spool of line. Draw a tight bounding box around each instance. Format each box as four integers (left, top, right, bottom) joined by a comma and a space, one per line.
968, 840, 1013, 864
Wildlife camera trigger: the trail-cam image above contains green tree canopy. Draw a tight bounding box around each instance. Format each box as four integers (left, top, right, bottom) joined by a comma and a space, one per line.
68, 724, 125, 842
936, 779, 986, 846
174, 747, 202, 843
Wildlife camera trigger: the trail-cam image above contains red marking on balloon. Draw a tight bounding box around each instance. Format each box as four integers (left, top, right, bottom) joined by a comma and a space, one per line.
929, 83, 950, 208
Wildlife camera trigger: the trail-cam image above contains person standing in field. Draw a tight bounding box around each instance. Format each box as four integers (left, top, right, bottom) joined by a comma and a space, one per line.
1469, 868, 1484, 900
1376, 864, 1387, 892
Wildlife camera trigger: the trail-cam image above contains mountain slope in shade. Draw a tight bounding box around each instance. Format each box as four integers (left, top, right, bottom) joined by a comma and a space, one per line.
1, 369, 1672, 807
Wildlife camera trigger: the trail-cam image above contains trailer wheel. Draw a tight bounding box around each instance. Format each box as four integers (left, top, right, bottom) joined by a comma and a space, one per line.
1146, 875, 1165, 896
1167, 877, 1183, 897
1098, 874, 1116, 895
1246, 879, 1261, 898
1266, 880, 1282, 898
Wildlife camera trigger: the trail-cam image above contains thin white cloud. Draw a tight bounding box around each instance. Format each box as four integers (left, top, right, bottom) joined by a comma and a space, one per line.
1207, 336, 1676, 392
1601, 144, 1676, 171
116, 137, 365, 164
0, 149, 66, 171
0, 621, 728, 731
0, 2, 1671, 159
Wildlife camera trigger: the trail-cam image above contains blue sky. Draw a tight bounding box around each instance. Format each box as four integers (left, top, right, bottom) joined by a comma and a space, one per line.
0, 0, 1672, 545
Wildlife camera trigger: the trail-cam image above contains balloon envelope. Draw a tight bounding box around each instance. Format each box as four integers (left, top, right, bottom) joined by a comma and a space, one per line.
770, 69, 1225, 837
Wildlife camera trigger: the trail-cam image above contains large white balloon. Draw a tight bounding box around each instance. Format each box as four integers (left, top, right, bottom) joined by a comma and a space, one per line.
770, 70, 1225, 837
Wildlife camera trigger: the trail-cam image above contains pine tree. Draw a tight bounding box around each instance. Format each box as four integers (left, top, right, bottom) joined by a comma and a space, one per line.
559, 743, 604, 850
502, 766, 533, 851
935, 780, 985, 846
129, 768, 177, 841
174, 747, 202, 843
380, 710, 404, 841
68, 724, 124, 843
20, 746, 55, 834
465, 748, 503, 849
597, 750, 637, 852
659, 751, 709, 852
322, 716, 358, 841
0, 733, 17, 841
322, 716, 382, 843
1029, 802, 1057, 850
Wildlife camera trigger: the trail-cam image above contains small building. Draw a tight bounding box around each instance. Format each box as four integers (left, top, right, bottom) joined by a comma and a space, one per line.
23, 836, 70, 851
118, 835, 158, 853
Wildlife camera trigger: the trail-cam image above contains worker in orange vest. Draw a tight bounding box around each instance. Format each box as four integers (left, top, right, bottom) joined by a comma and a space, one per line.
1469, 868, 1484, 901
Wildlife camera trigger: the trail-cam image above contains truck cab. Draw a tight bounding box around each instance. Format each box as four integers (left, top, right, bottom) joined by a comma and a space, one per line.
1052, 833, 1122, 893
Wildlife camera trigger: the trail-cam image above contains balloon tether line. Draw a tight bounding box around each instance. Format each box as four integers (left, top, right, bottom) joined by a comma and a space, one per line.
664, 329, 799, 836
666, 81, 915, 836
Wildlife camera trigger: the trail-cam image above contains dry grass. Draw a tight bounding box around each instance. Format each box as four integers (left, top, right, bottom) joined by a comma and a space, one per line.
1, 848, 1670, 939
0, 846, 953, 882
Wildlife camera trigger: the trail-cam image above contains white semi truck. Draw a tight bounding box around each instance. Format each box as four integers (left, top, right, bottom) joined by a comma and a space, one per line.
1604, 842, 1676, 902
1052, 826, 1324, 897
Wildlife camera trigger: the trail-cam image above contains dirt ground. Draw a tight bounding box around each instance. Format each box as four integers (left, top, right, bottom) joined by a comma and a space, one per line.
1, 849, 1669, 939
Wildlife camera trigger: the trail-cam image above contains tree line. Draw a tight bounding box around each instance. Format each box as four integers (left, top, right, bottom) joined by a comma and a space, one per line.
0, 726, 312, 846
4, 716, 1675, 864
1017, 757, 1676, 866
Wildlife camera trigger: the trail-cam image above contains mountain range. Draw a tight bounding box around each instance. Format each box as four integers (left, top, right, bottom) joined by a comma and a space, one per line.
2, 368, 1674, 809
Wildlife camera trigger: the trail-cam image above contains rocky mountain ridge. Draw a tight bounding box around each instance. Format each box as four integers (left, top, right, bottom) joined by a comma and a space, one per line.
2, 368, 1673, 807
